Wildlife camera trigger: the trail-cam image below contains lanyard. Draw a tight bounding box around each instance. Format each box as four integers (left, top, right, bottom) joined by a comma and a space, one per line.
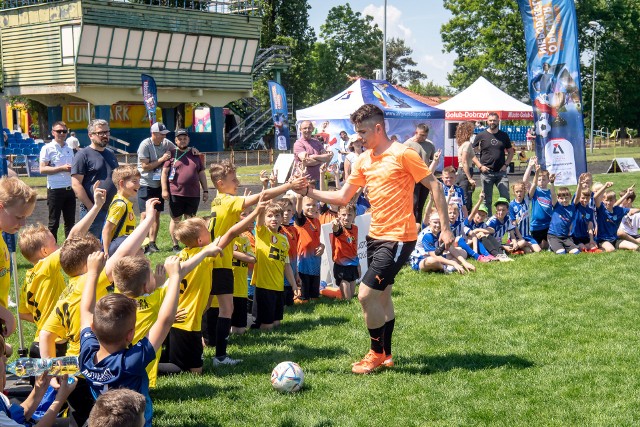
174, 149, 189, 163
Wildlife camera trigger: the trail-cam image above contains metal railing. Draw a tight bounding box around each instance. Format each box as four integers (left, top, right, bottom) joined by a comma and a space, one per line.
1, 0, 260, 15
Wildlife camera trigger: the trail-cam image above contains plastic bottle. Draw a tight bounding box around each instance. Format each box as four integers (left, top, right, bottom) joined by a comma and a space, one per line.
6, 356, 79, 377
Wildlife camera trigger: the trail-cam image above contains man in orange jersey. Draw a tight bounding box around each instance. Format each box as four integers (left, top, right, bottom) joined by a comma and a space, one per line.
295, 104, 453, 374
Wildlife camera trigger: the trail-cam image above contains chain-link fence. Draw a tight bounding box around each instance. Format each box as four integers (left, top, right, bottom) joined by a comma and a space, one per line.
115, 149, 280, 167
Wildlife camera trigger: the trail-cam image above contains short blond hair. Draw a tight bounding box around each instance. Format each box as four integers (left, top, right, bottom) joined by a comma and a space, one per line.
112, 164, 141, 189
210, 160, 236, 186
0, 177, 38, 208
265, 202, 283, 217
60, 235, 101, 277
112, 255, 150, 297
175, 217, 208, 247
18, 223, 51, 263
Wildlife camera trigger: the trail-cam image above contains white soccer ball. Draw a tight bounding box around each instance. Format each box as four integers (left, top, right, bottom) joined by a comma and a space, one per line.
536, 115, 550, 138
271, 361, 304, 393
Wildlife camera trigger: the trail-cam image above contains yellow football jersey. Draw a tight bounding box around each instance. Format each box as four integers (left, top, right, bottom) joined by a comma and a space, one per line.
209, 192, 245, 269
41, 271, 113, 356
0, 236, 10, 308
19, 249, 66, 342
173, 247, 213, 332
251, 226, 289, 291
232, 235, 254, 298
132, 285, 166, 388
106, 194, 137, 239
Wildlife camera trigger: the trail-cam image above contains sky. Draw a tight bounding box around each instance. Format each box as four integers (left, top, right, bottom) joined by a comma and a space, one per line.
307, 0, 455, 87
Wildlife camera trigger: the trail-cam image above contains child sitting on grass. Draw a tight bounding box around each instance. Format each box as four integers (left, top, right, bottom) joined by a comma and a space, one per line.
88, 389, 146, 427
594, 183, 639, 252
464, 193, 512, 262
528, 162, 553, 249
572, 188, 598, 252
102, 164, 141, 255
441, 166, 468, 221
617, 189, 640, 245
509, 158, 540, 253
547, 175, 581, 255
330, 204, 360, 299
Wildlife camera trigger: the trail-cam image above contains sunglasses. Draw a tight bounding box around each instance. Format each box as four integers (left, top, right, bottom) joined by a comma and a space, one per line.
53, 129, 68, 134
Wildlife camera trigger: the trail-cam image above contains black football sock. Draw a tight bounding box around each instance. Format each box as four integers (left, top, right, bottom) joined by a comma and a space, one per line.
368, 326, 385, 354
215, 317, 232, 359
383, 318, 395, 356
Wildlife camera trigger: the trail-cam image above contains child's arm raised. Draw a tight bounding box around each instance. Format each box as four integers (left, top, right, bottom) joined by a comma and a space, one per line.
614, 185, 635, 207
593, 181, 613, 206
104, 198, 160, 280
148, 256, 183, 351
549, 173, 557, 206
523, 156, 536, 185
529, 162, 540, 199
217, 198, 266, 251
428, 149, 442, 172
80, 252, 108, 331
421, 194, 434, 227
468, 192, 485, 220
68, 181, 107, 239
243, 175, 307, 208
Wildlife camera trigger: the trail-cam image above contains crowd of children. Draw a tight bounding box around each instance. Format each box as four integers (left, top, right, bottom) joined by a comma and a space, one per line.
0, 143, 638, 425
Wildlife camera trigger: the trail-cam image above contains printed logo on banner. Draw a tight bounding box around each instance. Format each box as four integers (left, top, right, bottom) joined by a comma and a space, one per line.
544, 138, 576, 184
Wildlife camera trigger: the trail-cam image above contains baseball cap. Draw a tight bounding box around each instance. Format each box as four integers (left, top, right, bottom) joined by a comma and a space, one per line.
477, 204, 489, 214
348, 134, 361, 143
494, 197, 510, 207
150, 122, 170, 134
175, 129, 188, 137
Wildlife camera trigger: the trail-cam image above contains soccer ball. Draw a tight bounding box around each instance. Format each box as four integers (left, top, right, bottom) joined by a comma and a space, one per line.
536, 115, 550, 138
271, 361, 304, 393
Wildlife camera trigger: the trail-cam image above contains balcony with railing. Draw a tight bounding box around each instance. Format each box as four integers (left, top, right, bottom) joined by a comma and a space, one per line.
0, 0, 259, 15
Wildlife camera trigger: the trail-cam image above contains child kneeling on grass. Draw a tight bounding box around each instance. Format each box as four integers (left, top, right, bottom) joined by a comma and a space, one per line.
547, 175, 580, 255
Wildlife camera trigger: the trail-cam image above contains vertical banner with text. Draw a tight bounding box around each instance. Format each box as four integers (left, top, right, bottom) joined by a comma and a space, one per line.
268, 81, 290, 150
141, 74, 158, 125
517, 0, 586, 185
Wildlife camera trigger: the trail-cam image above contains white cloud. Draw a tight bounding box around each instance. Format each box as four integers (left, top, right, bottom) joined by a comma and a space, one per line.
362, 4, 413, 42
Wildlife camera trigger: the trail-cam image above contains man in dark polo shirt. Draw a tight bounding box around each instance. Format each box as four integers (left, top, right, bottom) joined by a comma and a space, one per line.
471, 112, 514, 215
161, 129, 209, 252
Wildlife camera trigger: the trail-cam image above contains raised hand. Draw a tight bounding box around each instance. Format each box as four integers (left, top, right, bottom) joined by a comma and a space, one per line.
87, 251, 107, 274
164, 256, 182, 277
145, 197, 160, 219
92, 181, 107, 209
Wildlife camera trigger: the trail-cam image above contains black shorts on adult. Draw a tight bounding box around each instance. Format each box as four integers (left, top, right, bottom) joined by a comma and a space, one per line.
547, 234, 578, 252
211, 268, 234, 295
169, 195, 200, 218
169, 327, 203, 370
254, 287, 284, 325
231, 296, 248, 328
572, 236, 591, 245
333, 264, 360, 282
362, 236, 416, 291
530, 228, 549, 244
137, 185, 164, 211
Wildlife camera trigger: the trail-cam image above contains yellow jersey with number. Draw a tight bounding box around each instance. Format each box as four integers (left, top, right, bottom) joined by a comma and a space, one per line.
19, 249, 66, 342
41, 271, 113, 356
232, 235, 254, 298
0, 237, 11, 308
209, 192, 245, 269
106, 194, 137, 239
173, 247, 213, 332
251, 226, 289, 292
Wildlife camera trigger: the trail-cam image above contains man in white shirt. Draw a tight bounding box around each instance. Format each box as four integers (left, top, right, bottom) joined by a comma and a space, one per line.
39, 121, 76, 240
66, 131, 80, 153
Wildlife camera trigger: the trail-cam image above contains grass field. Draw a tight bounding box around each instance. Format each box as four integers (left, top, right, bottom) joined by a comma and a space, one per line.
6, 172, 640, 426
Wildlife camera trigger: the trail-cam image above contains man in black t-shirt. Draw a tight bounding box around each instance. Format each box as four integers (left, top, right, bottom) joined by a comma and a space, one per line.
471, 112, 514, 215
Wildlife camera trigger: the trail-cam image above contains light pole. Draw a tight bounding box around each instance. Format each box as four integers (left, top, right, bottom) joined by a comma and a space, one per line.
382, 0, 387, 80
588, 21, 604, 154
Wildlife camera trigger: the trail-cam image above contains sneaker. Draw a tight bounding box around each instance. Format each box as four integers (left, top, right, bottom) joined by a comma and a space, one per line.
147, 242, 160, 253
477, 255, 493, 263
293, 297, 309, 305
382, 354, 394, 368
213, 356, 242, 366
495, 254, 514, 262
172, 244, 181, 253
443, 265, 456, 274
351, 350, 385, 374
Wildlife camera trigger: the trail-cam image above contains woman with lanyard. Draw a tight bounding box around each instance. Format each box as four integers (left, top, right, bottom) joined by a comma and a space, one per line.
161, 129, 209, 252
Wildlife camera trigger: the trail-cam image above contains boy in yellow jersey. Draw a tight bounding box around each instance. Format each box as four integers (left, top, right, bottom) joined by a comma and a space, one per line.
102, 164, 141, 255
231, 218, 256, 335
170, 202, 264, 373
18, 181, 109, 358
206, 161, 306, 365
251, 202, 300, 330
0, 177, 38, 309
294, 104, 453, 374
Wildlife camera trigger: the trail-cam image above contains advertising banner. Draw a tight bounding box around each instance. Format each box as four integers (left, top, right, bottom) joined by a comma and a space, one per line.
141, 74, 158, 125
517, 0, 587, 185
268, 81, 290, 150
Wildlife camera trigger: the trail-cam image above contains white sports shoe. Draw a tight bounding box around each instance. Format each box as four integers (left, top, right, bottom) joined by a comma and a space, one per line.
213, 356, 243, 366
495, 254, 514, 262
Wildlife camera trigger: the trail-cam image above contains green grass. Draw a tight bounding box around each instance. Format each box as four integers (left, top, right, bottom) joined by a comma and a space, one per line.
7, 172, 640, 426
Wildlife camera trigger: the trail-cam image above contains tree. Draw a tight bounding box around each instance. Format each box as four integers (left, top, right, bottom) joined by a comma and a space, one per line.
6, 96, 48, 139
385, 38, 427, 85
441, 0, 528, 99
407, 80, 454, 97
306, 3, 383, 104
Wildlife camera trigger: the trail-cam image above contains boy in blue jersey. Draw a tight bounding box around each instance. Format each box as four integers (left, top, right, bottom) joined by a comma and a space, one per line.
594, 183, 639, 252
528, 162, 553, 249
547, 175, 580, 254
486, 198, 523, 254
441, 166, 468, 222
409, 211, 474, 274
464, 193, 512, 261
572, 189, 598, 252
509, 157, 540, 253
